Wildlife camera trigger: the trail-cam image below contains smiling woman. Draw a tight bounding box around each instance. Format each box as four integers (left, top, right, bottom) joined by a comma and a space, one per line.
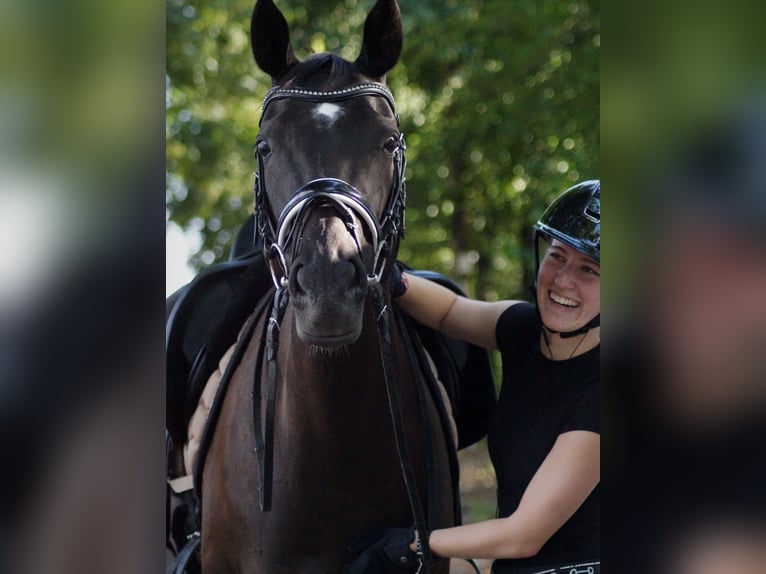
532, 181, 601, 360
536, 240, 600, 360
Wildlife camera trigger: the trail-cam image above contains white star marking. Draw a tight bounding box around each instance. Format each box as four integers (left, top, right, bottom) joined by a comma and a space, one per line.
312, 103, 345, 127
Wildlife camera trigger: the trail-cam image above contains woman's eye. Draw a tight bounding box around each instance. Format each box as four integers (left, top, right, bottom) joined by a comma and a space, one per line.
255, 140, 272, 158
382, 135, 400, 153
582, 266, 600, 276
548, 252, 565, 262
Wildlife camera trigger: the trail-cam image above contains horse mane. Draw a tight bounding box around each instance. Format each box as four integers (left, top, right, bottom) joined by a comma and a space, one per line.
279, 53, 369, 91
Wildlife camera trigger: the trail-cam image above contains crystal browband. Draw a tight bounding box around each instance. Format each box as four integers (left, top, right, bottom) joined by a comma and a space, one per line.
260, 82, 398, 124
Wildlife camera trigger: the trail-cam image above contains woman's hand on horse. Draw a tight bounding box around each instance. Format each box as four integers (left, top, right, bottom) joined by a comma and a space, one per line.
344, 526, 419, 573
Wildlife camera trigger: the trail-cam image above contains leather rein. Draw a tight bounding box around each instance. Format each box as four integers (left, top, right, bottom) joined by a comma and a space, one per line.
249, 82, 438, 569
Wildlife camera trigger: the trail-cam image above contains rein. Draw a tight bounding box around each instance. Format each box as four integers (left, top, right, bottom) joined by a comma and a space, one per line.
251, 288, 288, 512
250, 82, 437, 569
371, 284, 438, 569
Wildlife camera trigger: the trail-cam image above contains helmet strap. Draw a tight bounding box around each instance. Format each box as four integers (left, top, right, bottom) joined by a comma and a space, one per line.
555, 313, 600, 338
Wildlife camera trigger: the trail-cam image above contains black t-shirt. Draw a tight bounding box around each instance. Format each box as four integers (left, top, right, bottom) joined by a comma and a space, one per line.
488, 303, 600, 572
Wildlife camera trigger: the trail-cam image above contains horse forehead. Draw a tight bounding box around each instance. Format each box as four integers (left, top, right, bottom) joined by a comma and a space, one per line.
312, 102, 345, 127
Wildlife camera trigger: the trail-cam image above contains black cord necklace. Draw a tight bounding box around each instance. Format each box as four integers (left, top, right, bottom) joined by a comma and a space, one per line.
542, 328, 589, 387
542, 327, 589, 361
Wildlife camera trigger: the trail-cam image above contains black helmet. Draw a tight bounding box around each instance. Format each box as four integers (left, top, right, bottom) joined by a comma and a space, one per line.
533, 179, 600, 263
533, 179, 600, 339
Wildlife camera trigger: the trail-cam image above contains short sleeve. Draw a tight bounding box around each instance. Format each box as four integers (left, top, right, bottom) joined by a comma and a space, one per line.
561, 383, 600, 434
495, 302, 539, 361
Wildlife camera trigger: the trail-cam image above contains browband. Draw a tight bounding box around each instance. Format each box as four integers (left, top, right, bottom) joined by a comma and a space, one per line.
260, 82, 398, 125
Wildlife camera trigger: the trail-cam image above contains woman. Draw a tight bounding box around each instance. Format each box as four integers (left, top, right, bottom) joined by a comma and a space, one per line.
346, 180, 600, 574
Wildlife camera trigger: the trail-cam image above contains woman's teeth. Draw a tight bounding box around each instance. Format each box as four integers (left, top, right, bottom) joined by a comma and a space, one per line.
550, 292, 579, 308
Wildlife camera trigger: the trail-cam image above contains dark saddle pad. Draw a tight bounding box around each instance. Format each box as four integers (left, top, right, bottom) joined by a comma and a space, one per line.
166, 250, 271, 446
402, 269, 497, 448
166, 236, 496, 450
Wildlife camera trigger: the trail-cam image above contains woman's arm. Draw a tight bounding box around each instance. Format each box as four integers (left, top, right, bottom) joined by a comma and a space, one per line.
426, 430, 600, 559
396, 273, 519, 351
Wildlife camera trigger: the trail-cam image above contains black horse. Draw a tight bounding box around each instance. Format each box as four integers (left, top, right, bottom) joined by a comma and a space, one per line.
202, 1, 455, 572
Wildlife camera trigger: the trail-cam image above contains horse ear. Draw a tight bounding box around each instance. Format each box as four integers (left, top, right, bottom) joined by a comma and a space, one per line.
355, 0, 403, 80
251, 0, 299, 82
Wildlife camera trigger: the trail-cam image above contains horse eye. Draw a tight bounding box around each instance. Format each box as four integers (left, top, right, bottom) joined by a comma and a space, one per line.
255, 139, 272, 158
382, 135, 400, 154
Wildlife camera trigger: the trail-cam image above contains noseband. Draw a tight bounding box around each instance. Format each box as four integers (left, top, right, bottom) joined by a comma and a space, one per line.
273, 178, 387, 288
253, 82, 407, 289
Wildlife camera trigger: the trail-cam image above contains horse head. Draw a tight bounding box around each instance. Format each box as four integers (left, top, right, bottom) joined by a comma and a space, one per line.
250, 0, 405, 347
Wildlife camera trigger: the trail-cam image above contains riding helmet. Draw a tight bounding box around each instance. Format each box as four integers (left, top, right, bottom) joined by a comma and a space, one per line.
533, 179, 600, 264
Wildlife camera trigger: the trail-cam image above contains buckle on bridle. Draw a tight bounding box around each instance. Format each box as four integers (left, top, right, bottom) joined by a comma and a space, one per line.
367, 239, 389, 286
265, 243, 288, 289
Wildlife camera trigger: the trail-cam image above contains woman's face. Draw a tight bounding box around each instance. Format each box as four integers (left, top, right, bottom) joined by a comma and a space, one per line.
536, 239, 600, 333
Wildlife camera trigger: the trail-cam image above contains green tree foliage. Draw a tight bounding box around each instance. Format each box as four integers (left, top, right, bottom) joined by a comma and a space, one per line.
167, 0, 599, 299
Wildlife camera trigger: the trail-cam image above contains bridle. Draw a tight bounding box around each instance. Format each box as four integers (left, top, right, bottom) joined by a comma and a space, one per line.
247, 82, 440, 570
253, 82, 407, 289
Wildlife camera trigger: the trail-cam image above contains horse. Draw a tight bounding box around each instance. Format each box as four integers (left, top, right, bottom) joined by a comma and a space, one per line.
196, 1, 458, 572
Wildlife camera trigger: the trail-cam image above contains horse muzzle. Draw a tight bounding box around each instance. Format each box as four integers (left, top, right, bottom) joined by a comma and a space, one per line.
287, 230, 369, 346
